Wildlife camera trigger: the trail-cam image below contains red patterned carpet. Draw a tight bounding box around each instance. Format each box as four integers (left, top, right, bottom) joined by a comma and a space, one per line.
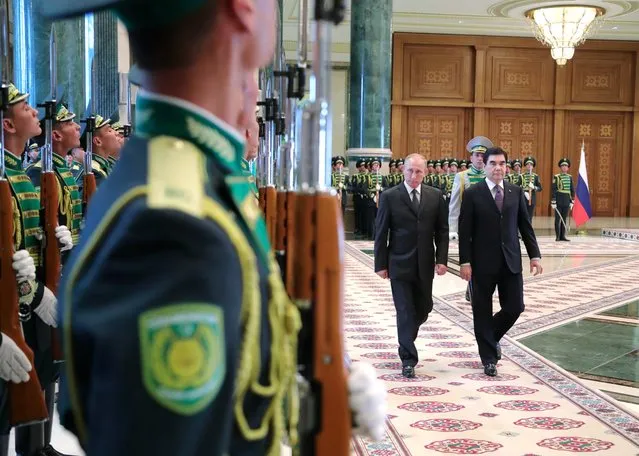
344, 249, 639, 455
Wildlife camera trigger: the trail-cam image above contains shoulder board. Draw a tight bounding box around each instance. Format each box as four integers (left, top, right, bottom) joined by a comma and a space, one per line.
146, 136, 205, 219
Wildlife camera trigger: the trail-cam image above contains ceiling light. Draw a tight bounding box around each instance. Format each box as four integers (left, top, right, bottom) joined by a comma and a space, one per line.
526, 5, 605, 65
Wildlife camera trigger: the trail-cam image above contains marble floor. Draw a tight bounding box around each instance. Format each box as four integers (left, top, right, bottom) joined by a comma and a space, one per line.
345, 232, 639, 454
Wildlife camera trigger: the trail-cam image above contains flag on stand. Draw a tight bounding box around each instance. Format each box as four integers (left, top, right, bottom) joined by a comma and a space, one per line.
573, 141, 592, 227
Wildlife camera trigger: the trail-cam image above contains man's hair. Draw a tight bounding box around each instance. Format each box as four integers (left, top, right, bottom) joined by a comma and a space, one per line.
128, 0, 219, 70
404, 153, 426, 167
483, 147, 508, 165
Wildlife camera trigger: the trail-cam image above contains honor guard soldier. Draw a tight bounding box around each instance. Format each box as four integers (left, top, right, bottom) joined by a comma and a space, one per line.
445, 158, 458, 199
79, 114, 120, 184
425, 159, 435, 185
449, 136, 492, 301
331, 155, 349, 213
387, 159, 397, 185
459, 159, 468, 171
350, 158, 368, 235
366, 157, 384, 239
505, 160, 512, 180
509, 159, 523, 186
521, 156, 542, 222
241, 114, 259, 201
552, 157, 575, 242
1, 83, 74, 456
43, 0, 385, 454
394, 158, 405, 186
27, 103, 84, 246
24, 142, 40, 168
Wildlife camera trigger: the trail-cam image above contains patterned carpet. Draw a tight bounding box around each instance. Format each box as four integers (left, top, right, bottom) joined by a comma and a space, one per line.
344, 248, 639, 455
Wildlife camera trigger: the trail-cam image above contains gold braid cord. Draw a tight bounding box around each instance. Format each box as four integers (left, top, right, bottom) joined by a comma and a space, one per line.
11, 196, 21, 250
202, 199, 300, 455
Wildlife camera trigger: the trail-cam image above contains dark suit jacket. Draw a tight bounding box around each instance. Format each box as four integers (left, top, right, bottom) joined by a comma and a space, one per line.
374, 183, 449, 283
459, 179, 541, 275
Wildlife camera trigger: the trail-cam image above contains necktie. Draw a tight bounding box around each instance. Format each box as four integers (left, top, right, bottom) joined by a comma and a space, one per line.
411, 189, 419, 211
495, 185, 503, 212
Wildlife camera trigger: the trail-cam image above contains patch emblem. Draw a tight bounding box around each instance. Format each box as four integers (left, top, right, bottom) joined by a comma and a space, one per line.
139, 303, 225, 415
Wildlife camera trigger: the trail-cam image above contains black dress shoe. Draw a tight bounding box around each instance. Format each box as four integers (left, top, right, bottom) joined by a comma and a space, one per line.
483, 363, 497, 377
402, 366, 415, 378
560, 238, 571, 242
496, 343, 502, 361
465, 287, 471, 302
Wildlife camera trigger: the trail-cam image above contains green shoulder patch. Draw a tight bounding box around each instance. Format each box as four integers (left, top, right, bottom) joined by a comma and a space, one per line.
139, 303, 225, 415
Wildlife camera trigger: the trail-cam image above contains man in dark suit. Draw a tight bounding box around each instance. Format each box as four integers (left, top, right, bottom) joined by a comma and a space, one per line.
374, 153, 449, 378
459, 147, 543, 377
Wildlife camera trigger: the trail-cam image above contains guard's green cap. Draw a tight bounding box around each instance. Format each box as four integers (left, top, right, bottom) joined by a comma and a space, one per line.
55, 102, 76, 122
42, 0, 210, 30
7, 83, 29, 105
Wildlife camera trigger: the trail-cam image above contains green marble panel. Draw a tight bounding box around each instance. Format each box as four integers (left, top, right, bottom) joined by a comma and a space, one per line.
348, 0, 391, 150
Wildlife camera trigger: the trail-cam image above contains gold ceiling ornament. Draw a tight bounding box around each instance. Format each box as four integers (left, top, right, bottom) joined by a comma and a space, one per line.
525, 5, 606, 65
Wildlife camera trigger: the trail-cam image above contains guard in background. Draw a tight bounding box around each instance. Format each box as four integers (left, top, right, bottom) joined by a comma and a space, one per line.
366, 157, 384, 239
552, 157, 574, 242
521, 156, 542, 222
350, 158, 368, 235
331, 155, 349, 214
509, 159, 523, 186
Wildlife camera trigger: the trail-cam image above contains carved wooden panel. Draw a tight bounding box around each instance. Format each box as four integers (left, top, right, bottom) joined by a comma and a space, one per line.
565, 113, 626, 216
406, 107, 468, 159
569, 51, 634, 105
485, 48, 555, 104
403, 45, 474, 101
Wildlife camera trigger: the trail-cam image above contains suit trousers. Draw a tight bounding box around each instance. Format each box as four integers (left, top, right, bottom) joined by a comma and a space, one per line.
390, 278, 434, 367
471, 264, 524, 365
526, 203, 535, 222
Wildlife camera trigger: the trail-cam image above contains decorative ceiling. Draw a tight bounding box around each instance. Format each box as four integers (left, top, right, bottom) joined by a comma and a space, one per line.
282, 0, 639, 62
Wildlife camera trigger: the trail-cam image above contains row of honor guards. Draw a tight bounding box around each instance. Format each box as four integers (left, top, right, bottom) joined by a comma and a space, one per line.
1, 79, 127, 456
332, 149, 575, 242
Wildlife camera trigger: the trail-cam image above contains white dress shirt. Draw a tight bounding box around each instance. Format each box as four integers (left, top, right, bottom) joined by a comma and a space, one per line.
404, 181, 421, 203
485, 177, 504, 199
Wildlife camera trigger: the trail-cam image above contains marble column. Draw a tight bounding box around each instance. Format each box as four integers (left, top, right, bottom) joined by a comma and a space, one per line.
13, 0, 86, 115
347, 0, 392, 175
93, 11, 119, 118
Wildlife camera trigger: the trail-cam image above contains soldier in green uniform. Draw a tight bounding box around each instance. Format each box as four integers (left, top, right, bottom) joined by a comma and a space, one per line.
521, 156, 542, 222
331, 156, 349, 214
350, 158, 367, 235
552, 157, 574, 242
80, 114, 120, 184
365, 157, 384, 239
505, 160, 512, 181
44, 0, 386, 454
459, 159, 468, 171
394, 158, 405, 186
27, 104, 84, 247
386, 159, 396, 186
445, 158, 458, 199
2, 83, 74, 456
509, 158, 523, 187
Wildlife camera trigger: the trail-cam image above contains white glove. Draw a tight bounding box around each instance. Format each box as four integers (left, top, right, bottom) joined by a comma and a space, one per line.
449, 232, 458, 240
528, 182, 535, 189
34, 287, 57, 328
0, 332, 32, 383
348, 362, 387, 442
551, 201, 557, 210
12, 250, 36, 281
524, 192, 531, 201
55, 225, 73, 252
569, 202, 574, 210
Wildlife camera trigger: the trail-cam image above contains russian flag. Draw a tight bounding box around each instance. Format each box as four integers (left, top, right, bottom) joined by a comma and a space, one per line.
573, 143, 592, 227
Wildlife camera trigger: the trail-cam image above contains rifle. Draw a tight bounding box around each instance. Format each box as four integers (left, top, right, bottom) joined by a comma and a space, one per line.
273, 0, 308, 291
0, 4, 48, 426
293, 0, 350, 454
36, 26, 63, 362
256, 72, 277, 245
526, 167, 532, 207
81, 58, 97, 207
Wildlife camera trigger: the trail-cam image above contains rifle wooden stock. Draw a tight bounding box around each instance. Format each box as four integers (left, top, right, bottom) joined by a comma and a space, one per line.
275, 190, 287, 284
40, 172, 63, 362
83, 172, 96, 207
293, 192, 350, 456
0, 181, 49, 426
284, 192, 297, 293
263, 186, 277, 246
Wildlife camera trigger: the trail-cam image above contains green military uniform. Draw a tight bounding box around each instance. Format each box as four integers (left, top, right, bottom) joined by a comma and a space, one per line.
508, 159, 523, 187
445, 159, 458, 199
552, 157, 574, 242
365, 158, 384, 240
389, 158, 405, 187
521, 156, 542, 222
27, 104, 84, 245
331, 156, 349, 214
2, 83, 67, 456
79, 114, 112, 187
350, 159, 368, 235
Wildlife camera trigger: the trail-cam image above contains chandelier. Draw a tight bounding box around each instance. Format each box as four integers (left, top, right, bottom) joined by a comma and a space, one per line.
526, 5, 605, 65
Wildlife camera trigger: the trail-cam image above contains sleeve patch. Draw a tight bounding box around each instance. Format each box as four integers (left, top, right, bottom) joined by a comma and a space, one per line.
138, 303, 225, 415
